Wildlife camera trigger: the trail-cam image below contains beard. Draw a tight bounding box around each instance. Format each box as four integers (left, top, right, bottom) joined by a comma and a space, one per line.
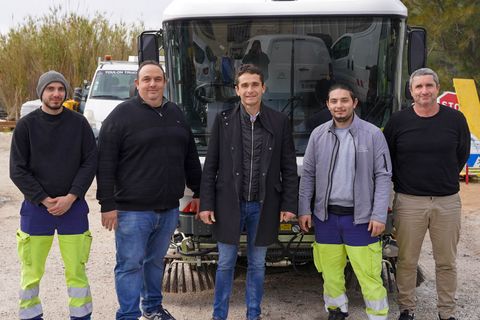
42, 100, 64, 114
43, 101, 63, 110
333, 112, 353, 123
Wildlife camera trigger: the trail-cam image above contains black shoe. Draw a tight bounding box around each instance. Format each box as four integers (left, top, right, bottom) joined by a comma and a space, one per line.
399, 310, 415, 320
142, 308, 176, 320
328, 307, 348, 320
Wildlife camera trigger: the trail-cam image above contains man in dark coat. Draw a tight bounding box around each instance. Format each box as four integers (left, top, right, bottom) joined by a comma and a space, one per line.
199, 64, 298, 320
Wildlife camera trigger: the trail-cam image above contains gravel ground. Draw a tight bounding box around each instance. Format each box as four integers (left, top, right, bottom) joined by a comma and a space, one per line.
0, 131, 479, 319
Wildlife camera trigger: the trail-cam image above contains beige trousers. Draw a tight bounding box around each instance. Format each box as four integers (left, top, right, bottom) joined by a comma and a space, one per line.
393, 193, 461, 319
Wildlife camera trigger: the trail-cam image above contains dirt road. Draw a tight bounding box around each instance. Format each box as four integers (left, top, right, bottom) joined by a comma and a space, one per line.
0, 132, 479, 319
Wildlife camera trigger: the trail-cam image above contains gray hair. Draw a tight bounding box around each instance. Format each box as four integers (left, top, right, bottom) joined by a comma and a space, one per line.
409, 68, 440, 88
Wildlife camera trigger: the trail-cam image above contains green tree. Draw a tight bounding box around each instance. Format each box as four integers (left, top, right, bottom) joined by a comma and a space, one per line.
0, 6, 143, 119
403, 0, 479, 91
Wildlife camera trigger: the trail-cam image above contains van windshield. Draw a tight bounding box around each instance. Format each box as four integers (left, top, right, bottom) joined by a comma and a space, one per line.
163, 17, 404, 155
90, 70, 137, 100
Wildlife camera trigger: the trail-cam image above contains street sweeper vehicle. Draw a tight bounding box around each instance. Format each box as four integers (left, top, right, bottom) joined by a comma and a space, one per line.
137, 0, 427, 293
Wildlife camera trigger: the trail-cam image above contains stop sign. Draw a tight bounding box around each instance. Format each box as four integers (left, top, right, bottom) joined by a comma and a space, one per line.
437, 91, 460, 110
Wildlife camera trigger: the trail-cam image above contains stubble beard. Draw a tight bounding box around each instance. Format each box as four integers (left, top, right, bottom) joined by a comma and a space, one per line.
334, 112, 353, 124
44, 102, 62, 111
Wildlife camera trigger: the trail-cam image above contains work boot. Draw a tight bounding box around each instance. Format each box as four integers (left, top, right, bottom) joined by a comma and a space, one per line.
398, 310, 415, 320
142, 308, 176, 320
328, 307, 348, 320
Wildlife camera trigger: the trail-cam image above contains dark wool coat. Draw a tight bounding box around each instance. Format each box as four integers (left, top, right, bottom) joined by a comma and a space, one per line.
200, 103, 298, 246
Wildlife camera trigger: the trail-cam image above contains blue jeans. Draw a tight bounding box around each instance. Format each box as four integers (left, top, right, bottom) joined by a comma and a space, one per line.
213, 201, 267, 320
114, 209, 179, 320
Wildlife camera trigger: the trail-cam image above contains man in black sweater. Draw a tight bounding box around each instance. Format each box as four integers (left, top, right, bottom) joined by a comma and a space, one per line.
384, 68, 470, 320
97, 60, 202, 320
10, 71, 97, 320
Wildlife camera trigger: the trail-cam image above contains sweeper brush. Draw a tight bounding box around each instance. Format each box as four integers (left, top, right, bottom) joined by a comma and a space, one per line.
159, 214, 223, 294
163, 258, 216, 293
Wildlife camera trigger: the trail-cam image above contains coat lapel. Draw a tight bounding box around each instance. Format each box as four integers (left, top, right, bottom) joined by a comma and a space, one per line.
224, 104, 242, 194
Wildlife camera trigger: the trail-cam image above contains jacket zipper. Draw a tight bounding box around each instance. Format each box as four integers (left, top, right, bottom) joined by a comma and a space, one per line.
248, 120, 254, 201
325, 131, 339, 220
350, 130, 357, 223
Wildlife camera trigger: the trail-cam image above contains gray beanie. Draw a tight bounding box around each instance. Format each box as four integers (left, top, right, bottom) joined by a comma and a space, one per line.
36, 70, 69, 101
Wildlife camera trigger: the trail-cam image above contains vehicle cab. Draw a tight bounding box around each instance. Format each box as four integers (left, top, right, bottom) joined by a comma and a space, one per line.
83, 56, 138, 137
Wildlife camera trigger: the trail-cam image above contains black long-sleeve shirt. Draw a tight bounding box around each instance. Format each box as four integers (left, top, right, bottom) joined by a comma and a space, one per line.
96, 96, 202, 212
384, 105, 470, 196
10, 108, 97, 204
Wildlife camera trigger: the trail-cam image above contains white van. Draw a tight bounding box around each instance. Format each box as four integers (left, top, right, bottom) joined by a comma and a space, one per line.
244, 34, 332, 96
330, 22, 382, 102
83, 57, 138, 137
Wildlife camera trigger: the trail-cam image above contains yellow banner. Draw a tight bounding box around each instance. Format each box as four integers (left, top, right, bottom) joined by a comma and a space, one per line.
453, 78, 480, 138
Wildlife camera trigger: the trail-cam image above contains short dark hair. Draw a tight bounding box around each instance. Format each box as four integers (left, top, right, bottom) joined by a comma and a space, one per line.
235, 64, 264, 85
327, 83, 357, 102
137, 60, 165, 79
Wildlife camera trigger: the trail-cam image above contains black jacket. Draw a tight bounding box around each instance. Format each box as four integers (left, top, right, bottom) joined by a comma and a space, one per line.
200, 103, 298, 246
97, 96, 202, 212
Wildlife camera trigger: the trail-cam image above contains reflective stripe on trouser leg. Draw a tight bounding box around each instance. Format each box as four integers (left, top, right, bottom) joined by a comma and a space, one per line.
346, 242, 389, 319
58, 231, 93, 318
17, 230, 54, 319
312, 242, 349, 313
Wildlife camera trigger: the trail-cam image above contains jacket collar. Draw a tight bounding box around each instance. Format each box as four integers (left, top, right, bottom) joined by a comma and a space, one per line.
136, 95, 169, 109
229, 102, 274, 134
328, 113, 360, 136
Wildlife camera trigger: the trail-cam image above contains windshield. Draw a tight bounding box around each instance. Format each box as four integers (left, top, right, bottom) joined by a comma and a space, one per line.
90, 70, 137, 100
163, 17, 403, 154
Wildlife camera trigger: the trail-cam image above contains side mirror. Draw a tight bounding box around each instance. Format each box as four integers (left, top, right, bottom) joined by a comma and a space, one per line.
407, 27, 427, 75
138, 30, 162, 64
405, 80, 413, 103
81, 80, 90, 101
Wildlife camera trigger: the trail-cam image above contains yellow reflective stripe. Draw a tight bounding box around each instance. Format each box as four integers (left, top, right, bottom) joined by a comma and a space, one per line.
19, 303, 42, 319
19, 296, 40, 309
19, 286, 39, 300
367, 313, 388, 320
324, 292, 348, 313
69, 302, 93, 317
69, 296, 93, 308
68, 286, 91, 298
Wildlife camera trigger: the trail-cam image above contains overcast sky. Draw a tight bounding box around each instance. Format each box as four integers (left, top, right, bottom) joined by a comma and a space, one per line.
0, 0, 174, 34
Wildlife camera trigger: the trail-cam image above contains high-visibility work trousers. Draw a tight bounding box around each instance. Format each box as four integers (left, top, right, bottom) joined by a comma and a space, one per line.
312, 213, 389, 319
313, 242, 388, 320
17, 230, 93, 320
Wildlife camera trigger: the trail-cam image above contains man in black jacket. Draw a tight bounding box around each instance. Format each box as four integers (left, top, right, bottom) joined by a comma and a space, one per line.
199, 64, 298, 320
97, 61, 202, 320
10, 70, 97, 320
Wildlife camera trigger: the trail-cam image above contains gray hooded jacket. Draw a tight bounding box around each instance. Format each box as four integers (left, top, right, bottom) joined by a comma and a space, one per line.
298, 115, 392, 224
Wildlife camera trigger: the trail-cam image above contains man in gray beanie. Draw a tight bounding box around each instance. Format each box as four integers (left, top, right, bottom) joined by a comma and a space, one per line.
10, 70, 97, 320
36, 70, 69, 112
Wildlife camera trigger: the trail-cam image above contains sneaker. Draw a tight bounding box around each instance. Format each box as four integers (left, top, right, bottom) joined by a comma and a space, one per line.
328, 307, 348, 320
142, 308, 176, 320
439, 315, 456, 320
398, 310, 415, 320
